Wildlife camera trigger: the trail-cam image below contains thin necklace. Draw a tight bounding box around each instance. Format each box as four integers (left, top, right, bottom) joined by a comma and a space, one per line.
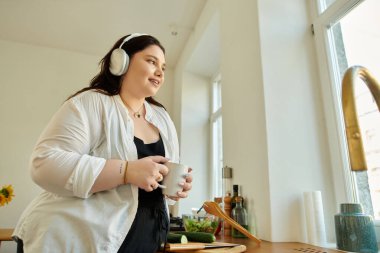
121, 98, 144, 118
131, 104, 144, 118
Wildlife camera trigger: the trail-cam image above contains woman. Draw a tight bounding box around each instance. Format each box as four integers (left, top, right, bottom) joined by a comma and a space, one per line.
13, 33, 192, 252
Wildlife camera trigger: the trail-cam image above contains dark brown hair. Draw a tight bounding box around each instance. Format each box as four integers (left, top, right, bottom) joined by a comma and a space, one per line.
67, 34, 165, 108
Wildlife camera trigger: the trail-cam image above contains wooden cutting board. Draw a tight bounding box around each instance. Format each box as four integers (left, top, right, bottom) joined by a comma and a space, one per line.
185, 245, 246, 253
163, 242, 247, 252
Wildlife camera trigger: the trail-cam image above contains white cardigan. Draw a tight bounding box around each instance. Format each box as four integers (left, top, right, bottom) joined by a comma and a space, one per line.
13, 90, 179, 252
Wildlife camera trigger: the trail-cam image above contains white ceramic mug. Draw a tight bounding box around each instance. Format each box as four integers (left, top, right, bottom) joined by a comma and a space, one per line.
161, 162, 189, 197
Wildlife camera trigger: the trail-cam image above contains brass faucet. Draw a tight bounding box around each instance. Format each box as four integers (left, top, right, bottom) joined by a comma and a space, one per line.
342, 66, 380, 171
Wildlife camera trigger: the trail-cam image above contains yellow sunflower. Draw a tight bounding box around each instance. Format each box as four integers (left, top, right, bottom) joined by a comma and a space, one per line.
0, 184, 15, 206
0, 194, 6, 206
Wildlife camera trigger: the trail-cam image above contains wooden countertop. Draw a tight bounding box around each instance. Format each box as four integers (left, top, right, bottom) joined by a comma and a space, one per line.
214, 235, 347, 253
0, 228, 13, 242
0, 228, 14, 247
162, 234, 350, 253
0, 228, 350, 252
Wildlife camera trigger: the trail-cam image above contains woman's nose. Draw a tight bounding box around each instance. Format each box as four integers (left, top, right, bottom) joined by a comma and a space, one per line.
155, 68, 164, 77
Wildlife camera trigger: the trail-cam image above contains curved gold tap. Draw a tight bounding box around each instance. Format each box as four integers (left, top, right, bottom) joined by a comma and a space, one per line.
342, 66, 380, 171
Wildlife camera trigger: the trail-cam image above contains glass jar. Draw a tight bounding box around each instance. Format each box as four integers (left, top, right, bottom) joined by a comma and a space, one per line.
335, 203, 378, 253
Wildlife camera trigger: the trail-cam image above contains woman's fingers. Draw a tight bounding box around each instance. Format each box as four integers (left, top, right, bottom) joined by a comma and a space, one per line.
176, 191, 188, 198
136, 159, 192, 197
172, 169, 193, 198
144, 180, 161, 192
167, 196, 180, 201
181, 181, 192, 192
156, 174, 163, 182
150, 155, 169, 164
129, 156, 169, 191
158, 163, 169, 176
184, 172, 193, 183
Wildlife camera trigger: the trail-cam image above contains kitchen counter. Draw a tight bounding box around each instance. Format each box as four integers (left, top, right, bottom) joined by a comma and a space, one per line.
214, 235, 347, 253
0, 228, 13, 247
0, 228, 356, 252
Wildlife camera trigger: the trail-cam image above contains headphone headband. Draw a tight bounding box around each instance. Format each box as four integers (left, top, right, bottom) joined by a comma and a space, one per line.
119, 33, 148, 49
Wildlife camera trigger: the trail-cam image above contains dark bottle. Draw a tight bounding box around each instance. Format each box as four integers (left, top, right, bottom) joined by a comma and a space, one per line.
231, 184, 244, 209
231, 196, 248, 238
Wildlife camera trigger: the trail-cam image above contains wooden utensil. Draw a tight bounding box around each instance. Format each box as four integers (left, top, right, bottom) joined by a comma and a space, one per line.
203, 201, 261, 245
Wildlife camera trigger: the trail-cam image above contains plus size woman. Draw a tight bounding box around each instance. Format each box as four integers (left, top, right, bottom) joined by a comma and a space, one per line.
13, 33, 192, 253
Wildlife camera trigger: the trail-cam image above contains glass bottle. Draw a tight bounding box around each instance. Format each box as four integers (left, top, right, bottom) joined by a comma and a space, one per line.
222, 166, 233, 197
231, 184, 244, 209
232, 196, 248, 238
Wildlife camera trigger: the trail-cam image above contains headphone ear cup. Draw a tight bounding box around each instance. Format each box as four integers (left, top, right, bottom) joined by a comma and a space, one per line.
109, 48, 130, 76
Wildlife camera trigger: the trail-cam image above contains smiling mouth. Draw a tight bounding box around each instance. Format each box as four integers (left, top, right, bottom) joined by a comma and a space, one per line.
149, 79, 160, 87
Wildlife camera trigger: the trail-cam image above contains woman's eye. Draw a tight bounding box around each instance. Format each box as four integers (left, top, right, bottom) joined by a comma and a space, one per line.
148, 59, 156, 64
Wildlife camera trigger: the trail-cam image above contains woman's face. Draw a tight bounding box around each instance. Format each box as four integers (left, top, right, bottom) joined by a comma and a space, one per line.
121, 44, 166, 98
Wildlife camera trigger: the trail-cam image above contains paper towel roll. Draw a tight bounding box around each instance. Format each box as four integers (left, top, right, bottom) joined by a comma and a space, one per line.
303, 191, 327, 246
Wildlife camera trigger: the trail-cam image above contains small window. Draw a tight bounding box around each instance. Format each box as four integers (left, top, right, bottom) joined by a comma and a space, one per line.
210, 76, 223, 198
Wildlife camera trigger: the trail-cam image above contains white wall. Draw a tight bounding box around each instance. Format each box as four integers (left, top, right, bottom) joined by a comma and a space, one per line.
174, 0, 336, 244
179, 72, 210, 214
172, 0, 222, 217
0, 39, 174, 252
219, 0, 272, 241
257, 0, 335, 242
0, 39, 96, 252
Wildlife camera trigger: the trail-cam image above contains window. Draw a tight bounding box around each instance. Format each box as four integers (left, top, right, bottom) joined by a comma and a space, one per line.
313, 0, 380, 220
210, 75, 223, 198
319, 0, 337, 12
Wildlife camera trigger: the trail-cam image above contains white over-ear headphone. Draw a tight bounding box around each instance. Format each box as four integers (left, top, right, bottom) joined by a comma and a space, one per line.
109, 33, 147, 76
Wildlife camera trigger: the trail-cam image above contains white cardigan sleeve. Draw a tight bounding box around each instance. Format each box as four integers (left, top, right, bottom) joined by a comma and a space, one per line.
30, 96, 106, 198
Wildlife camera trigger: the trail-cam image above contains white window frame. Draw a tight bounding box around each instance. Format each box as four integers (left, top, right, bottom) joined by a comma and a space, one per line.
311, 0, 364, 206
311, 0, 380, 231
210, 73, 223, 198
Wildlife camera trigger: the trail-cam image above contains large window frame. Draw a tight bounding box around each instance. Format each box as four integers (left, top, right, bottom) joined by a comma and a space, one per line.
311, 0, 379, 229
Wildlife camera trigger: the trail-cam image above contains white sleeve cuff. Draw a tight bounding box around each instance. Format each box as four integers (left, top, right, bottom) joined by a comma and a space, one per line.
64, 154, 106, 198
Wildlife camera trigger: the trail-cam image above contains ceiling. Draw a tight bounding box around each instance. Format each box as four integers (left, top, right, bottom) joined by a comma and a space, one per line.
0, 0, 213, 73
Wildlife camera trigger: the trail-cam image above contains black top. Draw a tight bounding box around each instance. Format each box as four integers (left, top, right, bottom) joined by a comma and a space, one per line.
117, 135, 168, 253
134, 136, 166, 205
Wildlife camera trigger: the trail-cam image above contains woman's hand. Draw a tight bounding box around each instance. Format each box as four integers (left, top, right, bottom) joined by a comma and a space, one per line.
125, 156, 169, 192
168, 168, 193, 201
